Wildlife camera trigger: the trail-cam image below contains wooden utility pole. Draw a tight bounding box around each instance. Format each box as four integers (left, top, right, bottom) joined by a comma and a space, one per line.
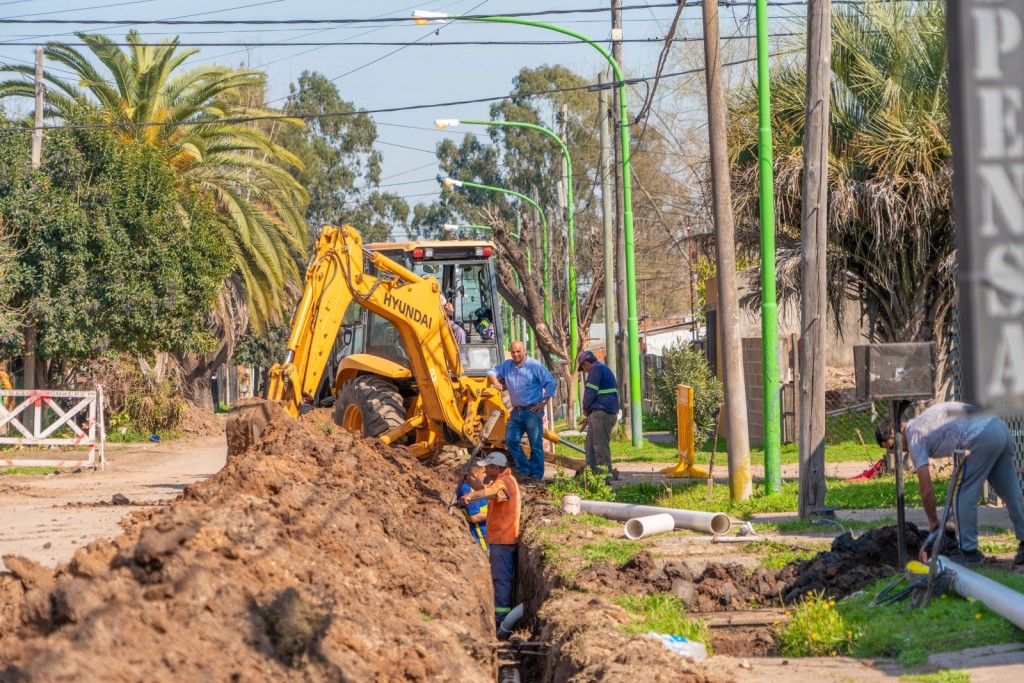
798, 0, 831, 518
25, 46, 44, 390
599, 75, 618, 378
611, 1, 630, 427
702, 0, 752, 500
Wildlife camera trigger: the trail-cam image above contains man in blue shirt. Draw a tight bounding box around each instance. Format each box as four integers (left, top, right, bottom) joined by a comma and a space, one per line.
579, 350, 619, 477
488, 340, 557, 484
455, 459, 488, 549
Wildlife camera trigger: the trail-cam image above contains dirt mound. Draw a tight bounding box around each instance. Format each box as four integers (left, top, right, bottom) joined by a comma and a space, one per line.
572, 525, 928, 611
178, 400, 227, 436
0, 401, 495, 681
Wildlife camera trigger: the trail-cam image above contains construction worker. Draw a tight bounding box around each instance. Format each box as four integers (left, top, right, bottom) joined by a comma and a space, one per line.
876, 402, 1024, 566
487, 340, 556, 485
455, 459, 488, 549
459, 451, 521, 631
578, 350, 619, 479
443, 298, 466, 345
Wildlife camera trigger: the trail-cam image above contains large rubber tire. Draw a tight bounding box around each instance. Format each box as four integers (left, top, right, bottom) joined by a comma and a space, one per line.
334, 375, 406, 439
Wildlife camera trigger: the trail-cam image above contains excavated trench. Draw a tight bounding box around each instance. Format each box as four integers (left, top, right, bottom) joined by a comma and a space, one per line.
510, 498, 934, 678
0, 400, 931, 682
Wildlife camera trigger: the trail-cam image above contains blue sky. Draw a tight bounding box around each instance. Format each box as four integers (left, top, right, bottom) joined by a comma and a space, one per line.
0, 1, 805, 209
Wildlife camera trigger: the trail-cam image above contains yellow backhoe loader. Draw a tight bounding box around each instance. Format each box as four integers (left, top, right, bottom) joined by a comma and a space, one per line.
262, 224, 583, 463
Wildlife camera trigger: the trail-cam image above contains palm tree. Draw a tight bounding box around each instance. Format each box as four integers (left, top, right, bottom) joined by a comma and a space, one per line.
726, 0, 953, 393
0, 32, 310, 404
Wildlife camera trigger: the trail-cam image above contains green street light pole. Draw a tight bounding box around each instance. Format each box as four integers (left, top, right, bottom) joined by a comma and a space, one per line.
436, 118, 578, 376
755, 0, 781, 493
442, 177, 551, 329
416, 9, 643, 445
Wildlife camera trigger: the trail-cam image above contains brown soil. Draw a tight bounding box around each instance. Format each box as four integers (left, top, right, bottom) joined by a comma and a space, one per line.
0, 400, 495, 682
178, 400, 228, 437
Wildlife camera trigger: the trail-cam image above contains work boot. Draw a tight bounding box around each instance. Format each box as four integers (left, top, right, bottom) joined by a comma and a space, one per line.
946, 547, 985, 566
1014, 542, 1024, 566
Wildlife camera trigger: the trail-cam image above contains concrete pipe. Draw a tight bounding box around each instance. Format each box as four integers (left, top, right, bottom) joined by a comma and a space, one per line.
624, 513, 676, 540
938, 556, 1024, 630
579, 500, 732, 536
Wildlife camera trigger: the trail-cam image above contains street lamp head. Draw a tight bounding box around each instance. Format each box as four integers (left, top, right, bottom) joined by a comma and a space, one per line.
442, 177, 463, 188
434, 118, 461, 130
413, 10, 449, 25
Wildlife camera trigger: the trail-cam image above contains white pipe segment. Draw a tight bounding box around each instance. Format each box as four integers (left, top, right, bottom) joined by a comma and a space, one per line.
624, 513, 676, 540
579, 500, 732, 536
938, 556, 1024, 630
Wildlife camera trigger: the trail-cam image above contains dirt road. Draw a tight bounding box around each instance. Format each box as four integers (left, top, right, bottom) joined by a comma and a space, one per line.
0, 435, 227, 569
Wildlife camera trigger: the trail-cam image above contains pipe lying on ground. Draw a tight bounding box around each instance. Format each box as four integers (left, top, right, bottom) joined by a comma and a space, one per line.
497, 603, 525, 640
624, 513, 676, 540
579, 500, 732, 536
938, 556, 1024, 629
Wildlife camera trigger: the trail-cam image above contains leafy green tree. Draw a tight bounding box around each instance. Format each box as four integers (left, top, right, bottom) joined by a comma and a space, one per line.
278, 71, 409, 242
0, 32, 308, 330
650, 341, 723, 443
726, 1, 953, 391
0, 120, 230, 384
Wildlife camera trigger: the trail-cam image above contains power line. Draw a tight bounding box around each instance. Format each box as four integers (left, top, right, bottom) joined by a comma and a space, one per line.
0, 49, 798, 134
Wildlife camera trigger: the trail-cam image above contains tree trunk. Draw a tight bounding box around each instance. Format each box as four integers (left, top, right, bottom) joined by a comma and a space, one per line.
798, 0, 831, 519
177, 343, 230, 412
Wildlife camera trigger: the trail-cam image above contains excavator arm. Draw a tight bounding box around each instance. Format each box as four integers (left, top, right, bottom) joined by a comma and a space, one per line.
267, 225, 501, 451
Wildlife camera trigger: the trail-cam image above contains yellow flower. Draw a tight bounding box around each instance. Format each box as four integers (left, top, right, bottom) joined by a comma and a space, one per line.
830, 651, 837, 657
967, 597, 976, 603
823, 603, 831, 611
975, 613, 982, 619
828, 599, 836, 607
773, 621, 780, 625
785, 611, 791, 616
847, 630, 853, 637
811, 633, 819, 639
941, 594, 947, 599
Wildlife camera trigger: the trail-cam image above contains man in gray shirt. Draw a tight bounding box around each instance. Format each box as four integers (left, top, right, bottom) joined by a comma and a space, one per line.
876, 402, 1024, 565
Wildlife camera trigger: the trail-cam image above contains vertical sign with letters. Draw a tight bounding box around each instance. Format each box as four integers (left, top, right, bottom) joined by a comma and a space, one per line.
947, 0, 1024, 413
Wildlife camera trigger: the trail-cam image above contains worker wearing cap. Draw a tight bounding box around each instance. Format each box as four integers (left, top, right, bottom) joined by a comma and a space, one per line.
488, 340, 557, 484
579, 350, 619, 477
459, 451, 521, 630
455, 459, 488, 550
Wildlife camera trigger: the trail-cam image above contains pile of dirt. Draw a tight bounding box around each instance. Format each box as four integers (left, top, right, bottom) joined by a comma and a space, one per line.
572, 524, 930, 610
177, 400, 227, 436
0, 400, 494, 681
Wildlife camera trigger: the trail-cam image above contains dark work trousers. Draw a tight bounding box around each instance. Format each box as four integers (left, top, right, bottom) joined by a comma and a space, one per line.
952, 418, 1024, 552
585, 410, 618, 474
489, 543, 518, 628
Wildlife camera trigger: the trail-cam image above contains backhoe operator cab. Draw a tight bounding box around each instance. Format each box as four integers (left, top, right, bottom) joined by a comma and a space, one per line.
312, 239, 505, 408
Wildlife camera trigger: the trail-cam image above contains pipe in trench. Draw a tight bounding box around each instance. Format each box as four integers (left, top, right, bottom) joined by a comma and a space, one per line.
579, 500, 732, 536
937, 556, 1024, 630
623, 513, 676, 540
497, 603, 525, 640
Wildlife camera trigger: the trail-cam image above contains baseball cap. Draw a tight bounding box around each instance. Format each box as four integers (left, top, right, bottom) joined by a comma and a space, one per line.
478, 451, 508, 467
577, 350, 598, 371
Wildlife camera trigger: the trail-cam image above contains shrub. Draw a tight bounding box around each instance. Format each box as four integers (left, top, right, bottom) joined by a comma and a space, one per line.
89, 354, 185, 434
548, 466, 614, 502
648, 341, 723, 442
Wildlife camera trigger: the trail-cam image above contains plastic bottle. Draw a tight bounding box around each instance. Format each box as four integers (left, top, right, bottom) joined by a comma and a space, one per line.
645, 632, 708, 660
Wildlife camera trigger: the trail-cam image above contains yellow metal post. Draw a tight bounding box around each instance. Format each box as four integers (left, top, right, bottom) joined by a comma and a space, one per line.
661, 385, 710, 478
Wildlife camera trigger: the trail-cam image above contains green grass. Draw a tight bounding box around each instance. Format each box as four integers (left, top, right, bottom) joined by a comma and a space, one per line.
778, 591, 856, 657
1, 466, 62, 475
577, 539, 643, 567
900, 672, 969, 683
614, 594, 712, 649
839, 570, 1024, 666
610, 475, 970, 522
743, 540, 827, 569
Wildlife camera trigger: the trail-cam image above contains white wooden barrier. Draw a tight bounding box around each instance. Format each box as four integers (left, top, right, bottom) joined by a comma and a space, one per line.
0, 387, 106, 469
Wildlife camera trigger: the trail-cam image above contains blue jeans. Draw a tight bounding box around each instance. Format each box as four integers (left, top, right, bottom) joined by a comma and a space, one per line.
953, 418, 1024, 552
507, 408, 544, 479
489, 543, 518, 627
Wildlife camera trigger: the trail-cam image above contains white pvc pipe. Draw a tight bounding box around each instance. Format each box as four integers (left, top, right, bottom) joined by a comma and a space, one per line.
624, 513, 676, 540
497, 603, 525, 639
938, 556, 1024, 630
579, 500, 732, 536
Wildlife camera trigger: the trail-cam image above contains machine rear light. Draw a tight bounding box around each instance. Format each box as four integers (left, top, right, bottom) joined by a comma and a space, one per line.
483, 247, 492, 257
424, 248, 434, 258
474, 247, 483, 256
413, 248, 424, 258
